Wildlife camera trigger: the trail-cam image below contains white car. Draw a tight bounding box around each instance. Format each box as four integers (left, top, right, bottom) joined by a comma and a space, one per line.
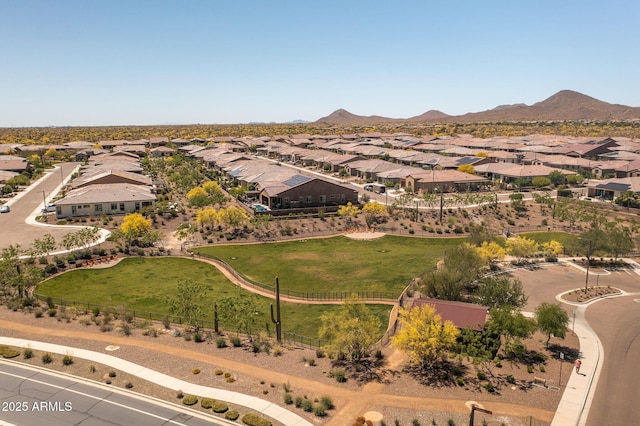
41, 204, 56, 213
0, 205, 9, 213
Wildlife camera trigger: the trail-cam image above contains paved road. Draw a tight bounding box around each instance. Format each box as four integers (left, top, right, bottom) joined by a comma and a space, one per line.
0, 163, 85, 251
509, 262, 640, 425
0, 361, 230, 426
584, 294, 640, 426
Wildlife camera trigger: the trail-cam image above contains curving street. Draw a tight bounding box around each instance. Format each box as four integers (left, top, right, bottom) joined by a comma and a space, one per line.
0, 163, 109, 252
0, 361, 231, 426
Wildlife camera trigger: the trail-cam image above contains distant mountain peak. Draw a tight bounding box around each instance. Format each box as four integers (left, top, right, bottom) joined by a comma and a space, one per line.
314, 90, 640, 124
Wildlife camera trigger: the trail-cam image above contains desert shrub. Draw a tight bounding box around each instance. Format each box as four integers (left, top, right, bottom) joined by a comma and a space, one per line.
125, 382, 134, 389
182, 395, 198, 406
527, 365, 534, 374
215, 369, 224, 376
176, 390, 184, 399
476, 371, 486, 380
241, 413, 272, 426
294, 396, 303, 408
320, 395, 334, 410
507, 375, 515, 384
539, 365, 546, 373
216, 338, 227, 348
225, 410, 240, 421
192, 368, 201, 375
226, 376, 236, 383
47, 308, 57, 317
62, 355, 74, 366
314, 404, 327, 417
283, 393, 293, 405
34, 309, 43, 318
211, 401, 229, 413
41, 353, 53, 364
0, 346, 20, 358
231, 336, 242, 347
23, 348, 33, 359
316, 348, 325, 358
332, 369, 347, 383
108, 370, 116, 378
456, 378, 465, 386
194, 332, 205, 343
201, 398, 215, 409
301, 398, 313, 412
485, 382, 495, 392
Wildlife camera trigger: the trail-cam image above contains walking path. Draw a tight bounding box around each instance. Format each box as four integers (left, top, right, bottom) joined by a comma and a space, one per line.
0, 319, 557, 426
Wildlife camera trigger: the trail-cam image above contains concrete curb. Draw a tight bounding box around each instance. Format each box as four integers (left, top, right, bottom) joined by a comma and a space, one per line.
0, 337, 312, 426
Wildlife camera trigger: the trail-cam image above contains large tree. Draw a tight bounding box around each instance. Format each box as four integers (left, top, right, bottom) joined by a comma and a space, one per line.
535, 302, 569, 347
167, 279, 208, 333
318, 295, 381, 363
218, 294, 260, 339
476, 276, 528, 310
392, 305, 459, 368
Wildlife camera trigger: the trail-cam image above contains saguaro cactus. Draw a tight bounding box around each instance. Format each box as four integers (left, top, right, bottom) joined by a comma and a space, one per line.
270, 276, 282, 344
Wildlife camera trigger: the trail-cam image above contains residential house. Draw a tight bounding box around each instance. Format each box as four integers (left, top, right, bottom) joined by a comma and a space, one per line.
258, 175, 359, 212
54, 183, 156, 218
405, 170, 489, 193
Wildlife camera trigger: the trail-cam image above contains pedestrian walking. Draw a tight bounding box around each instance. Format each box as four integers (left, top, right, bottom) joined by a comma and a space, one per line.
575, 359, 582, 373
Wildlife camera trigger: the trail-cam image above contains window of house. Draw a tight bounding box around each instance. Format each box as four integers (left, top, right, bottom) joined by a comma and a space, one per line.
298, 196, 304, 203
135, 202, 140, 210
283, 197, 289, 205
71, 206, 77, 214
111, 203, 117, 210
329, 194, 335, 199
319, 195, 326, 203
119, 203, 125, 211
94, 204, 102, 212
306, 196, 312, 203
142, 201, 152, 207
340, 194, 346, 202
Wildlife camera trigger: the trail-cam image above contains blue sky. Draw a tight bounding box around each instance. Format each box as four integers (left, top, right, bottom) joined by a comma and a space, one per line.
1, 0, 639, 127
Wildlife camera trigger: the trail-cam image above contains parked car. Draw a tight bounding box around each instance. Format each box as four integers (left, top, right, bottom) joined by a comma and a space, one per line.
0, 205, 10, 213
41, 204, 56, 213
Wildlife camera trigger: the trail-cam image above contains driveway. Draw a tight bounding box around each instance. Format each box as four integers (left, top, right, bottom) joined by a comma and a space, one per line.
0, 163, 109, 253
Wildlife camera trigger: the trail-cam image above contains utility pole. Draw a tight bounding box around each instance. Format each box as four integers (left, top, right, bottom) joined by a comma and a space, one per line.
270, 276, 282, 344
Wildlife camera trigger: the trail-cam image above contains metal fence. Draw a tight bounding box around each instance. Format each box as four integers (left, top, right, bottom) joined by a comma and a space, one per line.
191, 252, 398, 302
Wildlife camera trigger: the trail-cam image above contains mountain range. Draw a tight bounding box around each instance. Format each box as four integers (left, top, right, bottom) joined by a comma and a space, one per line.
314, 90, 640, 124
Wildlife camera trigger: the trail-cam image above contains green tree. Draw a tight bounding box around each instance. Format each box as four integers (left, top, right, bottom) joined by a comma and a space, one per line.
535, 303, 569, 347
167, 279, 207, 333
318, 295, 381, 363
392, 305, 460, 368
420, 269, 465, 301
509, 192, 525, 210
548, 171, 566, 186
532, 176, 551, 188
218, 294, 260, 339
487, 306, 536, 355
615, 190, 640, 209
476, 276, 528, 310
604, 222, 634, 260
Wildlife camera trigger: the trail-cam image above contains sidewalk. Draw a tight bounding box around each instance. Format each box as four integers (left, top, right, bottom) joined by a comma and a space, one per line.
0, 336, 312, 426
550, 305, 602, 426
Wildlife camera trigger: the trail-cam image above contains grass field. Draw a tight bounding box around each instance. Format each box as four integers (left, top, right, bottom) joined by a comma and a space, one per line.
194, 235, 463, 296
521, 231, 577, 250
37, 257, 392, 339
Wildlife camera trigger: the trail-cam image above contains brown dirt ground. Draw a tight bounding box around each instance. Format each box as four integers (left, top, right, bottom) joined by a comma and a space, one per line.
0, 304, 577, 426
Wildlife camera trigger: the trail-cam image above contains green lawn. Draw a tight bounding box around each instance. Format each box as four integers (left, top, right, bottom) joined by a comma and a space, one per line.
37, 257, 391, 338
521, 231, 577, 249
194, 235, 463, 297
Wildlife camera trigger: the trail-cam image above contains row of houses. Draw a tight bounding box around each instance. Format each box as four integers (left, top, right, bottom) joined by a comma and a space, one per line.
50, 152, 157, 218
